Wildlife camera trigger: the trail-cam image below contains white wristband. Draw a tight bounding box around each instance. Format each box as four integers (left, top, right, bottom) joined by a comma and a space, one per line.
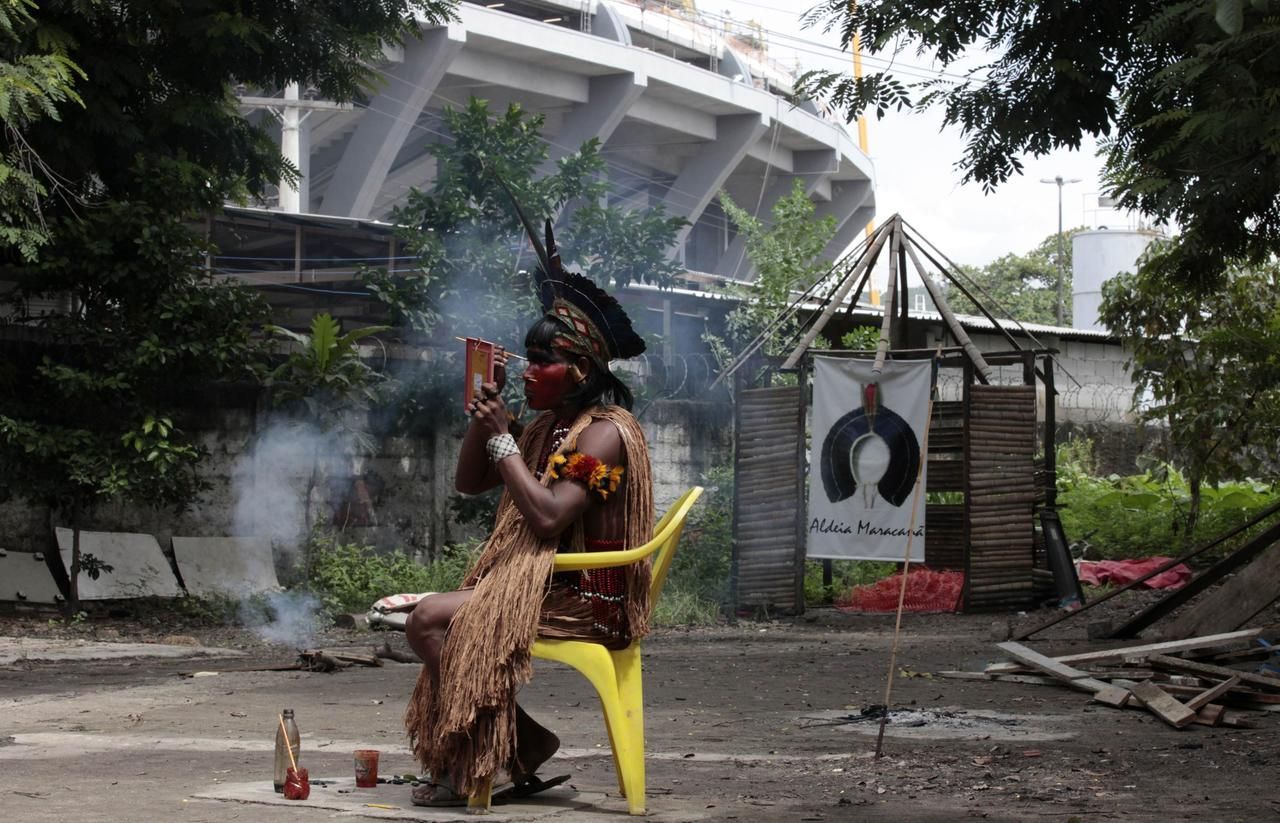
486, 433, 520, 463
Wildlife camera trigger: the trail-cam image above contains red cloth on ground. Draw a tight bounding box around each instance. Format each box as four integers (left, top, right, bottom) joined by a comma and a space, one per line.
1076, 557, 1191, 590
835, 567, 964, 613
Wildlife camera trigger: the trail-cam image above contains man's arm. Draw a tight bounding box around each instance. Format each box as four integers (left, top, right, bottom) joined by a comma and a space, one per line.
495, 419, 623, 538
454, 408, 504, 494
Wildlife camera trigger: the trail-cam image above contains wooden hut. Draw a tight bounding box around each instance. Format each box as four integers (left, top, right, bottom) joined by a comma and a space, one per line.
721, 215, 1067, 614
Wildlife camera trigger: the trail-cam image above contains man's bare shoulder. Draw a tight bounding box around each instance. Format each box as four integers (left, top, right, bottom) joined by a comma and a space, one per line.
576, 418, 625, 465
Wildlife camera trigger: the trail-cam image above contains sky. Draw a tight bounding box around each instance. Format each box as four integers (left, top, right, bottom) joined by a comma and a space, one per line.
712, 0, 1108, 268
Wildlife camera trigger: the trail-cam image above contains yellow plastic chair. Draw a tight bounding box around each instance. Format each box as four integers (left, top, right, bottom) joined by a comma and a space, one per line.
467, 486, 704, 816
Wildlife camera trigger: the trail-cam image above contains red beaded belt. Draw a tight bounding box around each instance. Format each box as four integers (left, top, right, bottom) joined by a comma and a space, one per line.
564, 538, 627, 637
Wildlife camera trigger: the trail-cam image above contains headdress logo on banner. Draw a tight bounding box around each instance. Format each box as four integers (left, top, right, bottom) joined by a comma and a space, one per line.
807, 357, 931, 561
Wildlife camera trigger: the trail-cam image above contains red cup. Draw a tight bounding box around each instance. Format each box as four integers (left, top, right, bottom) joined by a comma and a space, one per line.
284, 766, 310, 800
353, 749, 380, 788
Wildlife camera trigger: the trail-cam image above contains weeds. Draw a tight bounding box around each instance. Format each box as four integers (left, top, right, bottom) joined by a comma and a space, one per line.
306, 533, 479, 615
803, 560, 896, 605
1057, 438, 1279, 561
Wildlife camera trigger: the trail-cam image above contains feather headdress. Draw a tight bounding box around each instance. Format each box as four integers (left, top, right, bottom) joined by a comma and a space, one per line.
496, 177, 646, 363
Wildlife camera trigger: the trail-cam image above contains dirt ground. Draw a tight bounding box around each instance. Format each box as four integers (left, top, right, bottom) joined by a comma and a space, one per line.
1, 607, 1277, 822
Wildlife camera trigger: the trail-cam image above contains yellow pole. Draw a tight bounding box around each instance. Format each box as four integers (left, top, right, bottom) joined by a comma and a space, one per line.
850, 2, 878, 304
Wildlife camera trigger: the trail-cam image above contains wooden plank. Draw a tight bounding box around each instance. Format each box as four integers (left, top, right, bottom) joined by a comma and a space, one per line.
1193, 704, 1225, 727
1093, 686, 1132, 708
1109, 520, 1280, 638
1129, 680, 1196, 728
984, 629, 1264, 674
1146, 654, 1280, 693
1158, 539, 1280, 640
994, 642, 1113, 694
1185, 675, 1242, 712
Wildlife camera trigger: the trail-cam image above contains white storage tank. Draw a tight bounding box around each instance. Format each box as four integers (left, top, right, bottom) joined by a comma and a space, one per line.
1071, 228, 1161, 331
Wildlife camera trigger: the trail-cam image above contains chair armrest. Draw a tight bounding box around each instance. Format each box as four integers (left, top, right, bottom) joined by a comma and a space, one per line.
552, 542, 663, 572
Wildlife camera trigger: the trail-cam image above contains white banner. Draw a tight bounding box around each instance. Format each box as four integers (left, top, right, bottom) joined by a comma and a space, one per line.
807, 357, 931, 561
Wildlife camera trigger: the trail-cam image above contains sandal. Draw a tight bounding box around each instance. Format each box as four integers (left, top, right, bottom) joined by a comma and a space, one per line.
409, 776, 465, 808
493, 773, 571, 804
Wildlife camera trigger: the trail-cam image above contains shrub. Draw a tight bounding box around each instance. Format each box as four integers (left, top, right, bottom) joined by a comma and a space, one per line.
653, 465, 733, 625
804, 559, 896, 605
307, 532, 478, 615
1057, 438, 1279, 561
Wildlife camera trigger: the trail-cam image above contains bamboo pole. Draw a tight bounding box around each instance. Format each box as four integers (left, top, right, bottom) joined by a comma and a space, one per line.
874, 345, 940, 758
871, 217, 901, 377
903, 236, 993, 383
781, 220, 893, 369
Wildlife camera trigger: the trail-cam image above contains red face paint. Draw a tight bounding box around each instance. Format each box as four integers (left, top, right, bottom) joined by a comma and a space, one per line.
523, 351, 576, 410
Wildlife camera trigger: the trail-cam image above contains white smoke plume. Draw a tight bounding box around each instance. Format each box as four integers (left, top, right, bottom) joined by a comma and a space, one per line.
229, 419, 354, 561
241, 590, 323, 648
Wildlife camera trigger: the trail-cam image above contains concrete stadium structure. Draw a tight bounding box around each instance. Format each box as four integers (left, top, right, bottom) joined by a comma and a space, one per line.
243, 0, 876, 281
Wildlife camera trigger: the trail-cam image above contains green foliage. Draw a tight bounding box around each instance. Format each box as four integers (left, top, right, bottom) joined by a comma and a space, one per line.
704, 178, 838, 369
0, 2, 458, 613
840, 326, 880, 351
666, 466, 733, 598
1099, 260, 1280, 527
307, 532, 478, 616
267, 313, 393, 456
652, 586, 723, 626
564, 201, 687, 291
949, 229, 1085, 325
796, 1, 1280, 290
0, 0, 85, 260
652, 465, 732, 625
1056, 438, 1280, 559
364, 97, 684, 431
803, 560, 895, 606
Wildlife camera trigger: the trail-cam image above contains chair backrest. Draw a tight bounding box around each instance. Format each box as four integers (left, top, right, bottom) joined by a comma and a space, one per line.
647, 487, 704, 604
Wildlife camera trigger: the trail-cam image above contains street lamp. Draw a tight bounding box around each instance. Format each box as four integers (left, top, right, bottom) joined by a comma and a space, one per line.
1040, 176, 1082, 326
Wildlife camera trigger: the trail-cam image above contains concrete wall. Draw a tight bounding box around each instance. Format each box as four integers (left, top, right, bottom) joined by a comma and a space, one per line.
0, 396, 734, 564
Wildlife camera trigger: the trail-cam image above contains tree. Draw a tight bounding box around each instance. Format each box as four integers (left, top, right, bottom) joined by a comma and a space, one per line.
0, 0, 84, 261
362, 97, 685, 429
0, 1, 457, 612
703, 178, 838, 369
948, 229, 1083, 325
1099, 253, 1280, 533
796, 0, 1280, 290
0, 193, 271, 612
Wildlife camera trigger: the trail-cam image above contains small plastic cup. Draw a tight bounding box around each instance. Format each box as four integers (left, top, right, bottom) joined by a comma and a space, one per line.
283, 766, 310, 800
353, 749, 380, 788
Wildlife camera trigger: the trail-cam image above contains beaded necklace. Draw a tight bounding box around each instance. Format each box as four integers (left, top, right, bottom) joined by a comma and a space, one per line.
533, 415, 576, 480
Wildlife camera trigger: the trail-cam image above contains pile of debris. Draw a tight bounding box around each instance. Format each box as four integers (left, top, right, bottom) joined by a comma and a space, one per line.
942, 628, 1278, 729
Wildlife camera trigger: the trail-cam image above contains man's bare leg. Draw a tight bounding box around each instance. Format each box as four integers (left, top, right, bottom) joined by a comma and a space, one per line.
405, 593, 560, 783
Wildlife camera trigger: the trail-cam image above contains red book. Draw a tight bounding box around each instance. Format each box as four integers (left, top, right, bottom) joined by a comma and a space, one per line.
463, 337, 495, 412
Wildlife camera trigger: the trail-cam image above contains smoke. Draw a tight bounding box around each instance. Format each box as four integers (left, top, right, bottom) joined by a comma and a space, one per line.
225, 420, 357, 643
241, 590, 323, 649
229, 419, 354, 562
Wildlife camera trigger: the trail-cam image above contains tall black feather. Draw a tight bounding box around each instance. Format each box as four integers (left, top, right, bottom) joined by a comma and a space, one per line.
490, 173, 551, 289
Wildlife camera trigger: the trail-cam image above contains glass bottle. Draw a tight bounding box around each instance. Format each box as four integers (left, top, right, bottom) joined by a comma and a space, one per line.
273, 708, 300, 793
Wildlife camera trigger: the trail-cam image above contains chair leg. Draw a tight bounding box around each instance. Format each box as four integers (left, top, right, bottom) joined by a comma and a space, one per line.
600, 695, 627, 797
612, 646, 646, 816
466, 776, 492, 815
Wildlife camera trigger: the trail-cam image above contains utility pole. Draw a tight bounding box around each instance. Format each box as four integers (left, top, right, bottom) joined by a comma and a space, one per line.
1040, 175, 1081, 326
239, 87, 352, 213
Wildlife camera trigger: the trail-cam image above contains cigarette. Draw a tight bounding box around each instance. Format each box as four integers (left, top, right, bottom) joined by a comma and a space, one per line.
453, 336, 527, 361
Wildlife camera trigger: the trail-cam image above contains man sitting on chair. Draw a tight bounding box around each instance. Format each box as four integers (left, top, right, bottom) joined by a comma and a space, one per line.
404, 221, 654, 807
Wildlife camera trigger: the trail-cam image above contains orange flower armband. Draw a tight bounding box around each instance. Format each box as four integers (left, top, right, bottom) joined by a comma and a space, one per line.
547, 451, 625, 501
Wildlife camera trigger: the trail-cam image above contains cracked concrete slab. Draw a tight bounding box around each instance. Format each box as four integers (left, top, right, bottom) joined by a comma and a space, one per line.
0, 549, 62, 604
55, 528, 182, 599
172, 536, 279, 597
0, 637, 243, 666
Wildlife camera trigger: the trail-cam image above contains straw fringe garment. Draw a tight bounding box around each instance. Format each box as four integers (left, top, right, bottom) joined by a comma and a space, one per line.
404, 405, 653, 794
